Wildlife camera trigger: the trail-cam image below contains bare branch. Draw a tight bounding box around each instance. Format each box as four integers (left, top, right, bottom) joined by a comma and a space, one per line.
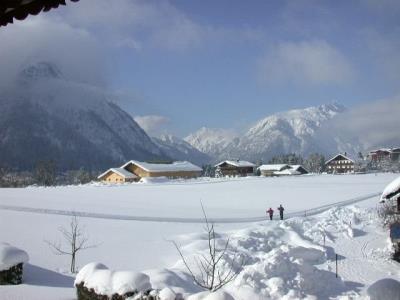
171, 203, 244, 291
44, 215, 96, 273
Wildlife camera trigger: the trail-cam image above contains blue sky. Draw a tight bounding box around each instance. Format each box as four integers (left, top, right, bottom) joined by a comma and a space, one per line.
1, 0, 400, 137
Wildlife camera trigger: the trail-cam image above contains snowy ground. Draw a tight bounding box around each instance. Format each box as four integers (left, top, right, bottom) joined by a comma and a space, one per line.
0, 173, 398, 299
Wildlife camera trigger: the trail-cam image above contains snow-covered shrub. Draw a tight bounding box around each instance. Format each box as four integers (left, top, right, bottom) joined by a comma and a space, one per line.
0, 243, 29, 285
75, 262, 173, 300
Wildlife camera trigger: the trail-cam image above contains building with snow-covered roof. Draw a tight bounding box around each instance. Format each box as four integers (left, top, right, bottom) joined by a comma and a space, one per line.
97, 168, 138, 183
367, 147, 400, 162
215, 160, 255, 177
257, 164, 308, 176
325, 154, 354, 174
258, 164, 290, 176
290, 165, 309, 175
121, 160, 202, 179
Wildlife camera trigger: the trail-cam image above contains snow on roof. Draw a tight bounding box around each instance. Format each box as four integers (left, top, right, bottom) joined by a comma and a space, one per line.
274, 169, 301, 176
98, 168, 138, 179
215, 160, 256, 168
75, 262, 152, 296
381, 176, 400, 201
0, 242, 29, 271
121, 160, 202, 173
325, 154, 354, 164
290, 165, 309, 172
258, 164, 289, 171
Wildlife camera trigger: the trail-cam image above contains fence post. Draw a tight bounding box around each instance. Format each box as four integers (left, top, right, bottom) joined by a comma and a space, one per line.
335, 253, 338, 278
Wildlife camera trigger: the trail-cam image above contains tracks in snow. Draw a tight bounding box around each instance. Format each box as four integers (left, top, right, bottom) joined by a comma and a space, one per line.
0, 192, 380, 224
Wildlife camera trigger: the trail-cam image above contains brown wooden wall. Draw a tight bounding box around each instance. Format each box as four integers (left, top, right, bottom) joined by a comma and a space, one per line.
124, 163, 201, 178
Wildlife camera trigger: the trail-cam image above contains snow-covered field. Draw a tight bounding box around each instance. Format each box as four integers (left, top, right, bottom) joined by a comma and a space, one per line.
0, 173, 398, 299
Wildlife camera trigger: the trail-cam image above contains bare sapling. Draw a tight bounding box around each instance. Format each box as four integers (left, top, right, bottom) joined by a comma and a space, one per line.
172, 203, 244, 292
45, 215, 96, 273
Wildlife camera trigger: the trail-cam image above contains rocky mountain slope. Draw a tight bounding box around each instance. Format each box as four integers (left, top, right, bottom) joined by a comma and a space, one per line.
184, 127, 238, 159
152, 134, 211, 166
186, 104, 354, 162
0, 62, 166, 171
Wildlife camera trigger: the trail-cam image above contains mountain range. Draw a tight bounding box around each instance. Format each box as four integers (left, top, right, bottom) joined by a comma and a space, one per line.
184, 103, 355, 162
0, 62, 369, 171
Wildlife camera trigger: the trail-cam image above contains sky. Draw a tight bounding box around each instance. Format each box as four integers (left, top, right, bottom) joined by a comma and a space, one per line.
1, 0, 400, 137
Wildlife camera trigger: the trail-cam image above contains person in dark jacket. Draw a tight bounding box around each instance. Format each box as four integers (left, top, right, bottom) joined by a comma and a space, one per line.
266, 207, 274, 220
277, 204, 284, 220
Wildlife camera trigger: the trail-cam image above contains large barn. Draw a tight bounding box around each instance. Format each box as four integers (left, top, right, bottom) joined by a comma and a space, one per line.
121, 160, 202, 179
215, 160, 255, 177
325, 154, 355, 174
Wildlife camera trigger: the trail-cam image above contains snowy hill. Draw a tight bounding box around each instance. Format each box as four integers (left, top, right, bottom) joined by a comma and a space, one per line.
152, 134, 212, 166
0, 62, 167, 170
184, 127, 238, 159
186, 104, 356, 162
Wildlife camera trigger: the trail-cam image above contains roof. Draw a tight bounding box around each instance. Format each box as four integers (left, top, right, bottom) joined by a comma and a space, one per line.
274, 169, 301, 176
0, 0, 79, 27
325, 154, 354, 165
381, 176, 400, 201
258, 164, 289, 171
121, 160, 202, 173
98, 168, 138, 179
215, 160, 256, 168
290, 165, 309, 173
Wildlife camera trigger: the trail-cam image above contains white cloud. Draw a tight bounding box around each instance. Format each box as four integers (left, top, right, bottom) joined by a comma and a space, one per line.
324, 94, 400, 150
0, 16, 105, 87
134, 115, 170, 136
259, 40, 355, 86
59, 0, 208, 51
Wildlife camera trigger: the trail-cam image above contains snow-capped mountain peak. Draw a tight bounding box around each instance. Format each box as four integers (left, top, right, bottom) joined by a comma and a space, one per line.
184, 127, 238, 157
185, 103, 349, 162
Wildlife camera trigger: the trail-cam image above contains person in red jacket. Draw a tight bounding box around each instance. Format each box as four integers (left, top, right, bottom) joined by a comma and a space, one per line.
277, 204, 284, 220
266, 207, 274, 220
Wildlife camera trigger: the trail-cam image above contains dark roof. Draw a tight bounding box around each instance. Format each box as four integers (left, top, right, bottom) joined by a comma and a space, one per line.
325, 153, 354, 165
0, 0, 79, 27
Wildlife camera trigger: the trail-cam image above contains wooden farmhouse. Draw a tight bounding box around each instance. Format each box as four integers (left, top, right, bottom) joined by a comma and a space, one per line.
97, 168, 138, 183
121, 160, 202, 179
325, 154, 354, 174
215, 160, 255, 177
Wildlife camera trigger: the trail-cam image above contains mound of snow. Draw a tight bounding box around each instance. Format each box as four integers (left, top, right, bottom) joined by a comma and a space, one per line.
367, 278, 400, 300
381, 176, 400, 200
75, 262, 151, 296
187, 290, 234, 300
139, 177, 170, 184
0, 242, 29, 271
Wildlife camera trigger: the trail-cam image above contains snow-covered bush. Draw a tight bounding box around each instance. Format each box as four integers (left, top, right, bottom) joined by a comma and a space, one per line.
75, 262, 165, 300
0, 242, 29, 285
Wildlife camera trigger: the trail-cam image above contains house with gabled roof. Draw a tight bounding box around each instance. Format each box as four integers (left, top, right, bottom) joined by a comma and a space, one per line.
215, 160, 255, 177
121, 160, 202, 179
325, 154, 354, 174
97, 168, 138, 183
